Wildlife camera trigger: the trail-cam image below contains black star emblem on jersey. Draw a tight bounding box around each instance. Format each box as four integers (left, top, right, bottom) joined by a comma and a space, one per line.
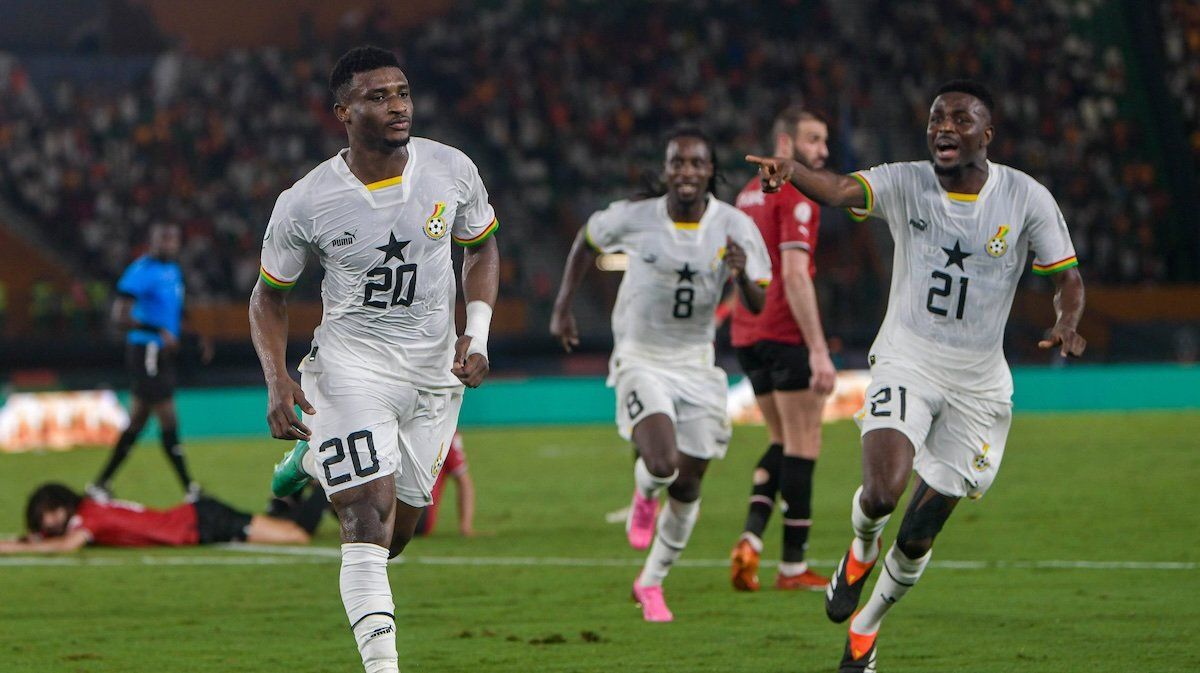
676, 263, 698, 284
375, 232, 410, 264
942, 240, 972, 270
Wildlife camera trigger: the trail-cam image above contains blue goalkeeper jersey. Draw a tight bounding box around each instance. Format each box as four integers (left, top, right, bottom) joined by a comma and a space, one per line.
116, 256, 184, 346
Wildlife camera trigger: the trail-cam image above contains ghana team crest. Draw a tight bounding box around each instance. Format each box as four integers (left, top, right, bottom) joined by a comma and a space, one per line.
986, 225, 1010, 257
424, 201, 448, 240
973, 443, 992, 472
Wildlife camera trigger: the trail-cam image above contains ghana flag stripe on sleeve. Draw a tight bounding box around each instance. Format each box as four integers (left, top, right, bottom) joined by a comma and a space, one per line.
453, 217, 499, 247
847, 172, 875, 222
1032, 255, 1079, 276
259, 266, 297, 290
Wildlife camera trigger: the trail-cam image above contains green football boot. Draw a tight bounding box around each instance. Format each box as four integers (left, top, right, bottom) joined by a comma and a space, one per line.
271, 440, 313, 498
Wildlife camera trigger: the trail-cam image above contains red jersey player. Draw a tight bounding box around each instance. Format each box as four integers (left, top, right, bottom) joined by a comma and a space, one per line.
729, 106, 837, 591
0, 483, 310, 553
414, 432, 476, 536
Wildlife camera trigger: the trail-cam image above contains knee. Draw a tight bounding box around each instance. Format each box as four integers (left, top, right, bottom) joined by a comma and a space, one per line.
338, 506, 389, 547
640, 451, 676, 479
667, 475, 701, 503
859, 488, 899, 519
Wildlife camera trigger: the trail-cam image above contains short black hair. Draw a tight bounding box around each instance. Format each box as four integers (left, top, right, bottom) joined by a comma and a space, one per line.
25, 483, 81, 534
329, 46, 402, 102
772, 105, 828, 141
935, 79, 995, 115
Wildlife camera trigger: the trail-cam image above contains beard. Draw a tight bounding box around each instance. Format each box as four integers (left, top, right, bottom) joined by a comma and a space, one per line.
384, 135, 411, 149
932, 161, 963, 177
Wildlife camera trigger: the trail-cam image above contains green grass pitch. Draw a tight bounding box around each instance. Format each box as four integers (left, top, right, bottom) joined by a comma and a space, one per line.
1, 411, 1197, 672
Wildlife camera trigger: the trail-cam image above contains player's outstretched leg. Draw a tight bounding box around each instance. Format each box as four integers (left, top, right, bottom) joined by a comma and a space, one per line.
271, 440, 313, 498
776, 454, 827, 590
730, 442, 781, 591
627, 414, 678, 550
839, 479, 954, 673
633, 457, 707, 622
89, 398, 152, 500
332, 478, 400, 673
828, 428, 911, 622
827, 485, 888, 621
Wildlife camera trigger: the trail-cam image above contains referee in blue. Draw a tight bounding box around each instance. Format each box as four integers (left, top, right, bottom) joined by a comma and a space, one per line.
89, 223, 210, 501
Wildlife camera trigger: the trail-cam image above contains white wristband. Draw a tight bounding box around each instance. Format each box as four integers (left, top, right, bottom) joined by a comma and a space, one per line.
464, 300, 493, 359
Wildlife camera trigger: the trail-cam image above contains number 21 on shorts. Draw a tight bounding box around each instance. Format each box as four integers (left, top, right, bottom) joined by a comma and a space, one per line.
869, 386, 907, 421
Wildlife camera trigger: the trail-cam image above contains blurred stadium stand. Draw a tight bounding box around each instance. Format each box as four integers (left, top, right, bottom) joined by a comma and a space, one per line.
0, 0, 1196, 389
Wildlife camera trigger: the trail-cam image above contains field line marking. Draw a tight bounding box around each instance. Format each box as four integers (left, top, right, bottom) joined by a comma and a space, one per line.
0, 546, 1192, 571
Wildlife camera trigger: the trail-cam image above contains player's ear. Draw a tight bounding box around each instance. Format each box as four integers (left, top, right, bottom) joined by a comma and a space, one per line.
982, 124, 994, 148
333, 101, 350, 124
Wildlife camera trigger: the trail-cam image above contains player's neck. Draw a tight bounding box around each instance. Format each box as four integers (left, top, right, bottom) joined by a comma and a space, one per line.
344, 143, 409, 186
935, 159, 989, 195
666, 194, 707, 223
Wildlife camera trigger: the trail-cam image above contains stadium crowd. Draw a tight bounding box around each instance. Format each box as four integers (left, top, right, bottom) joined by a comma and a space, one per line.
0, 0, 1178, 336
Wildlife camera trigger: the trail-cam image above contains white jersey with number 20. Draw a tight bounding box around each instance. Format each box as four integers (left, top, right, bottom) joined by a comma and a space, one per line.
259, 137, 499, 391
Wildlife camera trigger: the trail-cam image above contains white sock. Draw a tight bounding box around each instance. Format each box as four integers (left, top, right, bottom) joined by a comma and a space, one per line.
340, 543, 398, 673
301, 441, 319, 480
739, 531, 763, 553
850, 485, 889, 564
778, 561, 808, 577
851, 543, 931, 635
639, 497, 700, 587
634, 457, 678, 499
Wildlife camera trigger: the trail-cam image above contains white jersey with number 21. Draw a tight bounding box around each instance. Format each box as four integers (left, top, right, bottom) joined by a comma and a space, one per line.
850, 160, 1077, 400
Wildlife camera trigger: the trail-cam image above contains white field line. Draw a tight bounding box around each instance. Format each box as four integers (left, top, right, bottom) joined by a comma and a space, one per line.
1, 544, 1192, 571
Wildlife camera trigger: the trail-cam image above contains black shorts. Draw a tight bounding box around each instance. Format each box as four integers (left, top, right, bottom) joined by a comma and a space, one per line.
126, 342, 177, 403
735, 341, 813, 396
194, 496, 254, 544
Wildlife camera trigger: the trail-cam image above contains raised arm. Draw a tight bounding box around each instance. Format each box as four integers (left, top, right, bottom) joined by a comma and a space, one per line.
249, 281, 315, 440
1037, 267, 1086, 357
549, 226, 600, 352
745, 155, 867, 209
453, 235, 499, 388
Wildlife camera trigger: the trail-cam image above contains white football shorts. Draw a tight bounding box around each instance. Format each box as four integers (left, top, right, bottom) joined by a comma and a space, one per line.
854, 359, 1012, 499
301, 370, 462, 507
613, 361, 732, 461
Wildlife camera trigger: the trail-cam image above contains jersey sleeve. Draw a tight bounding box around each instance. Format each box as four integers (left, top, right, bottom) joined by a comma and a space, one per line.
1025, 183, 1079, 275
258, 189, 309, 291
583, 200, 631, 252
777, 191, 820, 254
115, 261, 148, 298
731, 211, 773, 287
846, 162, 904, 223
451, 155, 499, 247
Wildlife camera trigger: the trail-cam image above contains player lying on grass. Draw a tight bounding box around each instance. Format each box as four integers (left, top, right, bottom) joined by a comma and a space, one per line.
0, 482, 310, 553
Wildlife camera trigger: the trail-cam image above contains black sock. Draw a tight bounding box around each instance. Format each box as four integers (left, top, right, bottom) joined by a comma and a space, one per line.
290, 485, 330, 535
780, 456, 816, 563
742, 443, 783, 539
95, 428, 139, 486
161, 428, 194, 489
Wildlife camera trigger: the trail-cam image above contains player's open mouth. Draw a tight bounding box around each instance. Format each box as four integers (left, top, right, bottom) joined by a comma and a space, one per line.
934, 138, 958, 161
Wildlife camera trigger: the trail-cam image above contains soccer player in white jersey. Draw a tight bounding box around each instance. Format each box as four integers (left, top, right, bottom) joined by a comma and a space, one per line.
748, 80, 1086, 672
249, 47, 499, 673
551, 128, 772, 622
